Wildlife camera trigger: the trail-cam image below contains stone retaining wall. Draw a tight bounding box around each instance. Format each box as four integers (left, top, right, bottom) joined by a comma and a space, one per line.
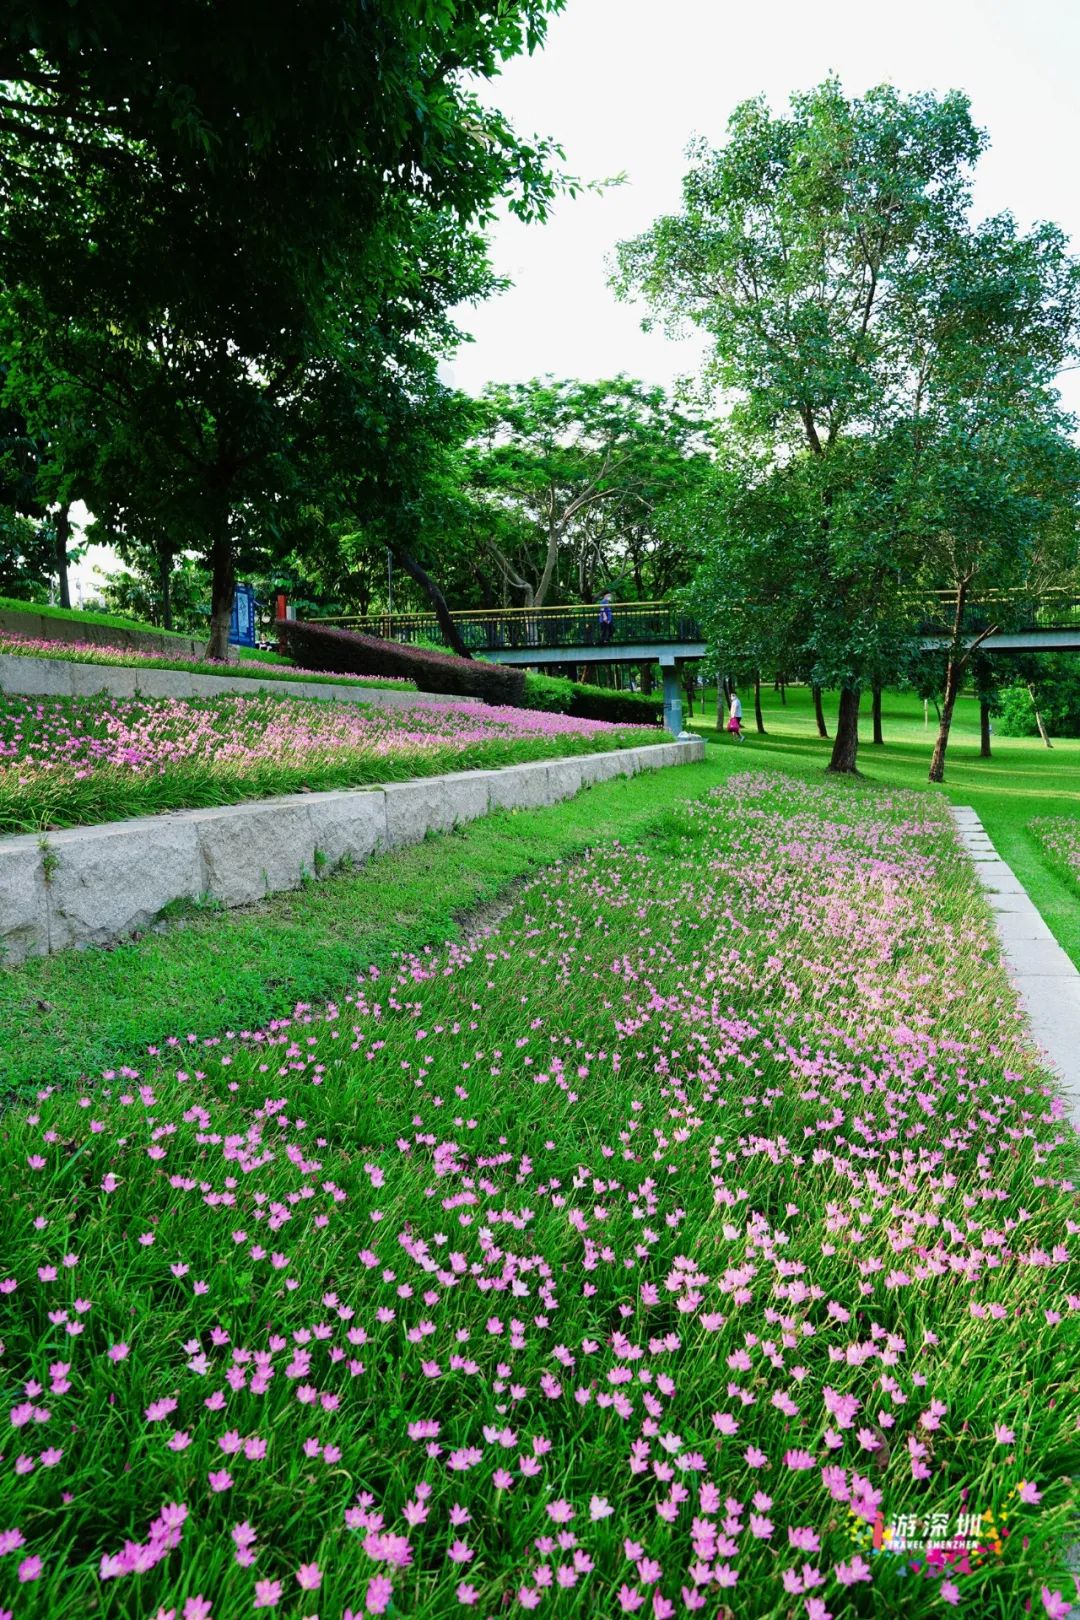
0, 605, 209, 658
0, 738, 704, 963
0, 652, 465, 709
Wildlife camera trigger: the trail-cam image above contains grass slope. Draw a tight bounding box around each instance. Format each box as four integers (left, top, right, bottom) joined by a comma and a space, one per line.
0, 756, 721, 1093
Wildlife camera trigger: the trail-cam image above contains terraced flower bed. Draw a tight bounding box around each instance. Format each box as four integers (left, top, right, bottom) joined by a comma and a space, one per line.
0, 631, 414, 693
0, 692, 659, 833
1, 773, 1076, 1618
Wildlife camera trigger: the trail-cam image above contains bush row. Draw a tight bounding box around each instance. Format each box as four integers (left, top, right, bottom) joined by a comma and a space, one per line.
285, 621, 665, 726
522, 670, 664, 725
285, 621, 526, 706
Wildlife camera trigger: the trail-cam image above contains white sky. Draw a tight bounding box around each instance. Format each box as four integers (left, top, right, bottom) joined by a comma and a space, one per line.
445, 0, 1080, 422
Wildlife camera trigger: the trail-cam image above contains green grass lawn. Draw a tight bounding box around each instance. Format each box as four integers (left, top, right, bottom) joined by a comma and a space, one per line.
688, 682, 1080, 971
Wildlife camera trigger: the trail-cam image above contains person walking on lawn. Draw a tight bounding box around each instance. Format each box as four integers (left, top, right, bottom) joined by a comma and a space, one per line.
728, 689, 744, 741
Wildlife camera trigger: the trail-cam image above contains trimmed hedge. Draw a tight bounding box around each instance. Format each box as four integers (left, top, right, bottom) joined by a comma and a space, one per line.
286, 620, 526, 706
523, 671, 664, 726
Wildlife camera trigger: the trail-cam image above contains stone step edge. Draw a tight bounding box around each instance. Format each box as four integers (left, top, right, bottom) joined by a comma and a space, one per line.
0, 738, 704, 963
0, 650, 469, 709
950, 805, 1080, 1113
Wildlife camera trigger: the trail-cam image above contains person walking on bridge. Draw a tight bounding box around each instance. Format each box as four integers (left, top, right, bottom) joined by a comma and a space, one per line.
728, 688, 744, 741
598, 591, 614, 647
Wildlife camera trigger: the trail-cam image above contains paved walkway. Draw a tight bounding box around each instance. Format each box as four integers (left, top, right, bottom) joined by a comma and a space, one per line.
951, 806, 1080, 1120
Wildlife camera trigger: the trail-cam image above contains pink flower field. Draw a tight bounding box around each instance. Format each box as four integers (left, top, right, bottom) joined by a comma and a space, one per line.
0, 692, 658, 832
0, 773, 1077, 1620
1031, 818, 1080, 892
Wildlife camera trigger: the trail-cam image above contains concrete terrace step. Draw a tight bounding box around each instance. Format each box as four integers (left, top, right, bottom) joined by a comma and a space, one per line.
0, 738, 704, 963
951, 806, 1080, 1116
0, 651, 469, 709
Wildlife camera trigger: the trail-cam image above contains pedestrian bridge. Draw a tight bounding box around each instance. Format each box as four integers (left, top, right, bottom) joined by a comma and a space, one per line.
312, 591, 1080, 734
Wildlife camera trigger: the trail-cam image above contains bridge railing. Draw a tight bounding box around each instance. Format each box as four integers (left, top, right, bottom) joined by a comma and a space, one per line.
916, 588, 1080, 636
309, 601, 704, 651
310, 589, 1080, 654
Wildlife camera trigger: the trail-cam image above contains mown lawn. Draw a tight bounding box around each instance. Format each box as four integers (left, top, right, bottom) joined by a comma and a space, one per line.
1, 766, 1076, 1619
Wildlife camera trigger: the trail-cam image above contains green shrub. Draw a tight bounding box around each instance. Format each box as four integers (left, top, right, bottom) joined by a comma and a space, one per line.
997, 686, 1038, 737
998, 661, 1080, 739
522, 670, 663, 726
285, 621, 526, 706
522, 671, 575, 711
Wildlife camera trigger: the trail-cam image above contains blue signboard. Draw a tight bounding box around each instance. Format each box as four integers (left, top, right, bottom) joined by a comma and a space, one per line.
229, 584, 256, 647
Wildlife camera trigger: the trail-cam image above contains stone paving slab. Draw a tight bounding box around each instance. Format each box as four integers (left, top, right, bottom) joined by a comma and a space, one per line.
951, 807, 1080, 1111
0, 737, 704, 962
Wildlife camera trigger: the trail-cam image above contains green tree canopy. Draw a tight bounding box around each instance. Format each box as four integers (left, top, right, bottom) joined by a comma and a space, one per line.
0, 0, 570, 653
464, 375, 712, 608
614, 78, 1080, 771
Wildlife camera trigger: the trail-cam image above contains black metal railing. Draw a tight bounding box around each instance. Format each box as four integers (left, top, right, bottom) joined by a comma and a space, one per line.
311, 601, 704, 651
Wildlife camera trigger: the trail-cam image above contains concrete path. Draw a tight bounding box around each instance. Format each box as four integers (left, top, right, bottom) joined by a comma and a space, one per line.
951, 806, 1080, 1118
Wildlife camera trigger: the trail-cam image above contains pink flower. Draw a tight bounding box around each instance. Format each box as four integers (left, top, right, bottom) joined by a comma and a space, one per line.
447, 1540, 473, 1564
590, 1496, 614, 1520
1018, 1481, 1043, 1504
207, 1470, 233, 1493
993, 1424, 1015, 1445
183, 1600, 212, 1620
618, 1587, 644, 1613
836, 1555, 871, 1585
940, 1582, 960, 1606
1042, 1589, 1073, 1620
365, 1575, 393, 1615
17, 1554, 42, 1583
253, 1579, 281, 1609
295, 1563, 322, 1591
456, 1583, 479, 1606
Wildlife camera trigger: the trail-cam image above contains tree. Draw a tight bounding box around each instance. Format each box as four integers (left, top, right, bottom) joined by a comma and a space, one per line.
613, 79, 1080, 772
915, 404, 1080, 782
0, 1, 571, 655
465, 377, 710, 608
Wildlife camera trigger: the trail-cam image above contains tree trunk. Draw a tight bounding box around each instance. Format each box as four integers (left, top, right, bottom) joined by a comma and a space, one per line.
53, 503, 72, 610
826, 687, 860, 774
1028, 685, 1053, 749
928, 660, 962, 782
979, 699, 991, 759
812, 684, 828, 739
391, 544, 472, 659
682, 672, 695, 718
754, 670, 765, 734
871, 681, 883, 745
779, 675, 787, 706
640, 662, 653, 696
205, 521, 235, 662
159, 544, 173, 632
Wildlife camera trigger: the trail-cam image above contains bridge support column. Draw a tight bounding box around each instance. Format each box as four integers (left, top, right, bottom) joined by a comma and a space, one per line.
661, 659, 683, 738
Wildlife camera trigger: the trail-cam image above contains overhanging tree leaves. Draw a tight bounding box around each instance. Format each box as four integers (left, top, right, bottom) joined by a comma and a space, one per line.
0, 0, 571, 654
